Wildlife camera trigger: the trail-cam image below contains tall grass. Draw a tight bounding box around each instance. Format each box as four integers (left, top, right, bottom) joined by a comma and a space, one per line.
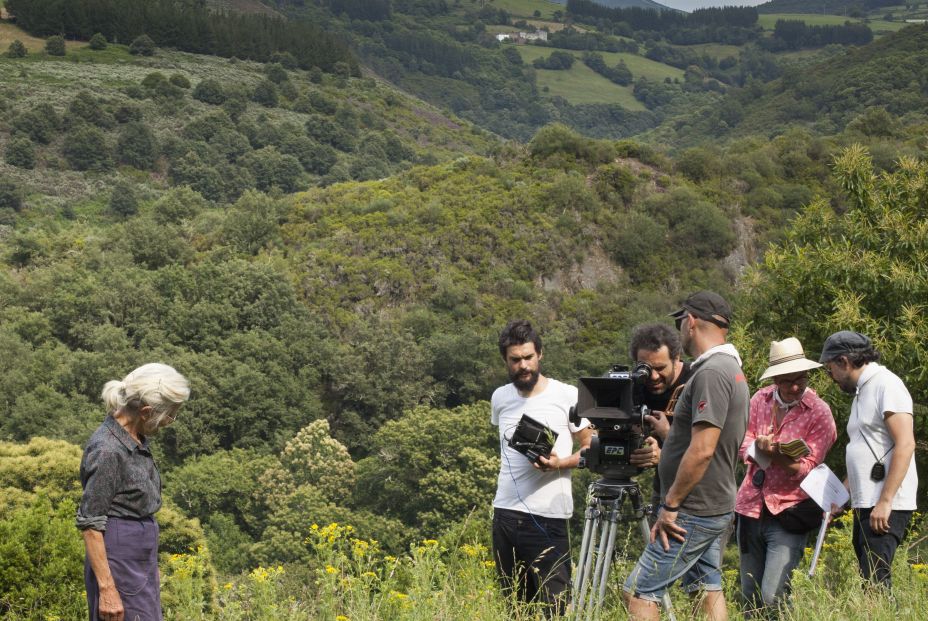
161, 512, 927, 620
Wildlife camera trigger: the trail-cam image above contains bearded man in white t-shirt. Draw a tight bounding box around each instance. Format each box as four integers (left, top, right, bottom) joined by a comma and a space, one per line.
491, 319, 592, 615
820, 331, 918, 589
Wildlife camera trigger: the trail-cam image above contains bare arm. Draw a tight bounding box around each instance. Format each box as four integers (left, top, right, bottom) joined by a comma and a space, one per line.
83, 529, 124, 621
663, 422, 721, 508
651, 422, 721, 550
870, 411, 916, 533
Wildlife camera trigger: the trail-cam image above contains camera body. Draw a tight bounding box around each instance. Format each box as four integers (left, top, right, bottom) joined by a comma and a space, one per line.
570, 363, 652, 481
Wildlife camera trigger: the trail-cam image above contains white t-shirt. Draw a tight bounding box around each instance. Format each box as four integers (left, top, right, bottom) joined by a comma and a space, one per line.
491, 379, 588, 519
845, 363, 918, 510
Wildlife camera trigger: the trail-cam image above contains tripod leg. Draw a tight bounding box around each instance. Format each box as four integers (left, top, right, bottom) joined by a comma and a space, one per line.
572, 500, 599, 615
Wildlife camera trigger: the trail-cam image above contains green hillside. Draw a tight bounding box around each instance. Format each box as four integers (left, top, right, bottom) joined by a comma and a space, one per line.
2, 3, 928, 620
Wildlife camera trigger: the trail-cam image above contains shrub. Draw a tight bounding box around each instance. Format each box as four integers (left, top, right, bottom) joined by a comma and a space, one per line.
0, 178, 24, 211
108, 179, 139, 217
113, 104, 143, 123
141, 72, 183, 100
252, 79, 279, 108
67, 90, 115, 128
88, 33, 107, 50
12, 109, 58, 144
116, 122, 158, 170
169, 73, 191, 89
62, 124, 112, 171
264, 62, 288, 84
270, 51, 298, 69
6, 40, 27, 58
240, 147, 304, 193
45, 35, 66, 56
192, 79, 227, 105
5, 137, 36, 169
129, 34, 156, 56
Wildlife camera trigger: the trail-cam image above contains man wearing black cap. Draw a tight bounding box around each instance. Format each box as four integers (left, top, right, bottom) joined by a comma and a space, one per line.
624, 291, 750, 621
820, 331, 917, 589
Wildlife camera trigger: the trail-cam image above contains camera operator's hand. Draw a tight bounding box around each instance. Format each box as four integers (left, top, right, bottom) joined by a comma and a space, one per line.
651, 506, 687, 551
535, 451, 563, 472
630, 436, 660, 468
644, 410, 671, 442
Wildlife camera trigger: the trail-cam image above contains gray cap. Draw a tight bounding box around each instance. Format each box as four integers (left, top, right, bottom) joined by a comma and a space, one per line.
669, 290, 731, 329
819, 331, 871, 363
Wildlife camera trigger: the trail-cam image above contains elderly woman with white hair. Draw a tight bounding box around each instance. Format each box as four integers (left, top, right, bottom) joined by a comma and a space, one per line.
76, 363, 190, 621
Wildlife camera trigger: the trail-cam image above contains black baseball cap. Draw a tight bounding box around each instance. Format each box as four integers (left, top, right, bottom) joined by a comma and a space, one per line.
819, 331, 871, 363
669, 290, 732, 329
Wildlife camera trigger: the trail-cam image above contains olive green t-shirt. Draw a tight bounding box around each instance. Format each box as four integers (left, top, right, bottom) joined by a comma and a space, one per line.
658, 352, 749, 516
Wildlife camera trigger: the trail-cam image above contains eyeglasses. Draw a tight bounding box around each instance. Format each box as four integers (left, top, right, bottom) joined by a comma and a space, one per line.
751, 469, 765, 488
774, 374, 808, 388
675, 315, 687, 331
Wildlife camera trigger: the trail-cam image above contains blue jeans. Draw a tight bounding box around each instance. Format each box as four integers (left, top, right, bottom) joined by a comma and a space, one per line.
624, 511, 731, 603
737, 512, 808, 616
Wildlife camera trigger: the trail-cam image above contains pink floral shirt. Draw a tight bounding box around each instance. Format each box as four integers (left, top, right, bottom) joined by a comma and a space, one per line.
735, 385, 837, 518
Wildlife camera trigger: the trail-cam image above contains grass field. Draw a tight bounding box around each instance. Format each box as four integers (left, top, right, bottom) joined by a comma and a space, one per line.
492, 0, 564, 20
517, 44, 682, 108
512, 44, 684, 108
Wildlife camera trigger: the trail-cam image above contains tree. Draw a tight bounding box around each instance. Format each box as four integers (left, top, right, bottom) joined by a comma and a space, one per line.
62, 124, 112, 171
736, 146, 928, 464
129, 34, 156, 56
353, 403, 498, 530
45, 35, 65, 56
6, 39, 27, 58
108, 179, 139, 217
0, 178, 24, 212
89, 32, 107, 50
251, 79, 279, 108
5, 137, 36, 169
116, 122, 158, 169
193, 79, 227, 105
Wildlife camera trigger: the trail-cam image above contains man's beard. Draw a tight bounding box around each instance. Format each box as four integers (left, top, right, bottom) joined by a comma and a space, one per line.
838, 379, 857, 395
511, 369, 540, 391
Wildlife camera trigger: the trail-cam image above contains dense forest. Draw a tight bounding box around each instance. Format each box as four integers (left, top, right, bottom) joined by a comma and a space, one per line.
1, 0, 927, 619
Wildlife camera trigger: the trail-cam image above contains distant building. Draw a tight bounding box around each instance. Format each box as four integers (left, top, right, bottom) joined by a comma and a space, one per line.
496, 30, 548, 44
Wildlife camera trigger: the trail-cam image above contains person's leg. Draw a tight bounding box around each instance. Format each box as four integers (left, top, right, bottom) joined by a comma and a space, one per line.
492, 509, 523, 601
758, 518, 807, 609
519, 516, 571, 615
682, 524, 728, 621
694, 589, 728, 621
852, 508, 912, 589
625, 512, 731, 621
738, 514, 767, 615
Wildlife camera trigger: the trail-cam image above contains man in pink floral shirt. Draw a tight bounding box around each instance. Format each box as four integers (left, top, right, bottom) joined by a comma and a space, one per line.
735, 337, 837, 617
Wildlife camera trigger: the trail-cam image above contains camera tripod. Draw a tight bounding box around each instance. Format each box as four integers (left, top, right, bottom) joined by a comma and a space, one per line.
571, 478, 676, 621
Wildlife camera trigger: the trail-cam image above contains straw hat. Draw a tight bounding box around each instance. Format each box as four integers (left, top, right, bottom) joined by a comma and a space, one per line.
759, 337, 822, 381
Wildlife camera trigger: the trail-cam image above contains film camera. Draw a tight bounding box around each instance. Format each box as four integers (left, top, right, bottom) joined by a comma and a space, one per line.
569, 363, 652, 481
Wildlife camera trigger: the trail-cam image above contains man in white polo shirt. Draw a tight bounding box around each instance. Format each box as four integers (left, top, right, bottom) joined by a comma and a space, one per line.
491, 319, 592, 615
820, 331, 918, 589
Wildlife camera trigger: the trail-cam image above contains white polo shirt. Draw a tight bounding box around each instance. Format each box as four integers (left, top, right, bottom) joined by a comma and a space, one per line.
491, 379, 588, 519
845, 363, 918, 510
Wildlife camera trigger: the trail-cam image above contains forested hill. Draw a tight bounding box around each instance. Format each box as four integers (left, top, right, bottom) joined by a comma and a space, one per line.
757, 0, 898, 14
659, 23, 928, 144
560, 0, 675, 10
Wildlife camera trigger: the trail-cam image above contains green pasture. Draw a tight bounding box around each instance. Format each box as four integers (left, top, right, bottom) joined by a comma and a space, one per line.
492, 0, 563, 20
516, 43, 682, 86
758, 13, 864, 29
533, 62, 645, 109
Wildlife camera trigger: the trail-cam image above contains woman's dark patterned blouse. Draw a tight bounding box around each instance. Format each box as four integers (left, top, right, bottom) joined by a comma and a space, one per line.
76, 415, 162, 531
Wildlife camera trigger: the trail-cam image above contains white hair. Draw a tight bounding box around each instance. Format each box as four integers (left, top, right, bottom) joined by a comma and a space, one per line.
102, 363, 190, 434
